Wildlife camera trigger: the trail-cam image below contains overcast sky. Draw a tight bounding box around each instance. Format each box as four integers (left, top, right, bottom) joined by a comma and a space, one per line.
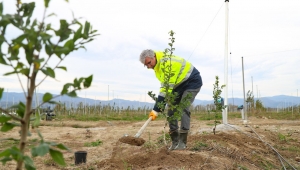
1, 0, 300, 103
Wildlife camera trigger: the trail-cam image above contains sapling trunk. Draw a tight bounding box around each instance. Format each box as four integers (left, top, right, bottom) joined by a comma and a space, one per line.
17, 69, 37, 169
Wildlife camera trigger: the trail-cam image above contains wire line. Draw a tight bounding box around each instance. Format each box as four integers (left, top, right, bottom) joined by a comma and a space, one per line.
188, 2, 225, 60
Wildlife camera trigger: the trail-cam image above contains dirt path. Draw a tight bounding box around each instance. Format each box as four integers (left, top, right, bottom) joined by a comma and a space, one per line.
1, 117, 300, 169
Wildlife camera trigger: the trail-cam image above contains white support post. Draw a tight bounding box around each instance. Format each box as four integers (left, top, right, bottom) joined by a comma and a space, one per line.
223, 0, 229, 124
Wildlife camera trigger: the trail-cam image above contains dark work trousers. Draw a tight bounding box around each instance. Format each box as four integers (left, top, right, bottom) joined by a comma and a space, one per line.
168, 87, 201, 132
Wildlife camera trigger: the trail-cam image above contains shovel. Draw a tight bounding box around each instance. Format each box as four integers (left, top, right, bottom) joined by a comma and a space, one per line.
119, 117, 152, 146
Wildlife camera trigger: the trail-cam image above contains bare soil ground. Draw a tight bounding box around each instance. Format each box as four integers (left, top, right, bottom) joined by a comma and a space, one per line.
1, 116, 300, 170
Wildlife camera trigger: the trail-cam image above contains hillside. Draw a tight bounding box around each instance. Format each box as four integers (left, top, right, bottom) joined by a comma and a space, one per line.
1, 92, 300, 109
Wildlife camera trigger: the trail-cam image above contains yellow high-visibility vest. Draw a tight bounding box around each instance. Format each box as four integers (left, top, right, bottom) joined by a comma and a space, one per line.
154, 51, 194, 97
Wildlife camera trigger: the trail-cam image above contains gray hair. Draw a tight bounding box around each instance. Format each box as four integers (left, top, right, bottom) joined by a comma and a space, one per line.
139, 49, 155, 64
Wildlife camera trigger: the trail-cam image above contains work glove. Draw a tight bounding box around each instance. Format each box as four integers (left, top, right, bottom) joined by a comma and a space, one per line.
149, 110, 158, 120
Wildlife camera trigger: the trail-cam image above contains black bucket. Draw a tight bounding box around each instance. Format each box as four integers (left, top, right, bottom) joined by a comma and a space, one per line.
74, 151, 87, 165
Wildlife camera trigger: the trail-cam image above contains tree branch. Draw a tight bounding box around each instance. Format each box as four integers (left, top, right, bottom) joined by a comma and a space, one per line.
0, 108, 23, 122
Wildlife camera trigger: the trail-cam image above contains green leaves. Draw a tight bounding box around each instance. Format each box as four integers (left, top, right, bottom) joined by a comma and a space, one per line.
55, 19, 71, 42
41, 93, 61, 105
41, 67, 55, 78
0, 87, 3, 99
73, 21, 99, 46
61, 75, 93, 97
31, 140, 69, 166
30, 132, 70, 166
55, 143, 69, 150
83, 21, 91, 39
32, 111, 40, 128
83, 75, 93, 88
43, 93, 53, 102
57, 66, 67, 71
1, 122, 16, 132
73, 25, 82, 41
0, 52, 7, 65
213, 76, 226, 111
0, 115, 12, 123
0, 1, 97, 169
0, 2, 3, 16
0, 149, 12, 164
16, 102, 25, 118
0, 2, 99, 79
20, 68, 30, 77
44, 0, 50, 8
0, 147, 22, 164
0, 147, 36, 169
63, 39, 74, 55
20, 2, 35, 18
31, 143, 49, 157
212, 76, 226, 134
49, 149, 65, 165
23, 156, 35, 170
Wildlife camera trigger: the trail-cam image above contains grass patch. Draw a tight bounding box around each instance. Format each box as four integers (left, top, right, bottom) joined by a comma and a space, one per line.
156, 132, 171, 145
56, 112, 150, 122
276, 145, 300, 152
142, 132, 159, 152
199, 113, 222, 121
0, 138, 40, 151
251, 111, 300, 120
0, 139, 19, 150
122, 159, 133, 170
38, 110, 299, 123
196, 112, 242, 121
259, 159, 276, 170
236, 164, 248, 170
278, 133, 286, 141
84, 139, 103, 147
143, 141, 157, 152
71, 124, 89, 128
190, 141, 208, 151
43, 158, 58, 167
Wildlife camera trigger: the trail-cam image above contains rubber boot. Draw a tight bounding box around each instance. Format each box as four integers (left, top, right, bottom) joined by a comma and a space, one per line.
174, 132, 188, 150
168, 130, 179, 150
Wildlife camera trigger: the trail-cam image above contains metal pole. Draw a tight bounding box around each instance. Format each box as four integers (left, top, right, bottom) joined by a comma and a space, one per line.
297, 89, 299, 114
223, 0, 229, 124
145, 91, 147, 115
242, 57, 247, 121
291, 94, 294, 118
34, 88, 41, 120
251, 76, 254, 112
84, 92, 86, 115
256, 85, 258, 100
251, 76, 253, 97
107, 85, 109, 117
117, 94, 119, 113
6, 89, 8, 109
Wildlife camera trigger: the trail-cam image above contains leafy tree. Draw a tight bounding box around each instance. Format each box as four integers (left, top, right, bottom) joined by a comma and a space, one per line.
255, 99, 265, 112
246, 90, 254, 113
148, 31, 192, 144
211, 76, 226, 134
0, 0, 98, 169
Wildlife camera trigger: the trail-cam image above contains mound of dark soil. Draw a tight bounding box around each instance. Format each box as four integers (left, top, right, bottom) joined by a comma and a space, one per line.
98, 129, 300, 170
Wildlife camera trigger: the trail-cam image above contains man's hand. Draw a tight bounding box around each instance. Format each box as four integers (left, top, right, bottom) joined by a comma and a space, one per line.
149, 110, 158, 120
